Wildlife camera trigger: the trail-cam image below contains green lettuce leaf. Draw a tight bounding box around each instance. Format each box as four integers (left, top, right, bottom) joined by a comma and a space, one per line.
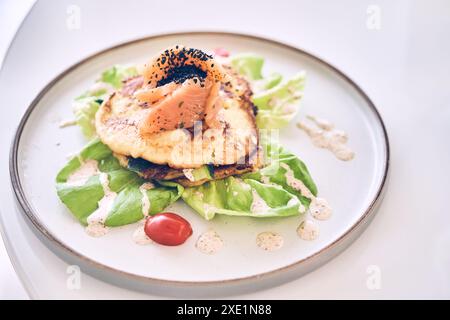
73, 65, 138, 139
242, 143, 317, 207
73, 97, 101, 139
181, 176, 301, 220
56, 138, 183, 226
100, 65, 139, 89
231, 53, 306, 129
258, 72, 283, 90
230, 54, 264, 80
181, 144, 316, 220
253, 72, 306, 129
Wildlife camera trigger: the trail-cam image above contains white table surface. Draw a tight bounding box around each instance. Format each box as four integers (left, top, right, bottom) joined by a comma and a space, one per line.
0, 0, 35, 300
0, 0, 449, 299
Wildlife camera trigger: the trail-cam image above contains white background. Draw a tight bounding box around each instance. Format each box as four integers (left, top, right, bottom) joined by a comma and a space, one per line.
0, 0, 35, 299
0, 0, 449, 299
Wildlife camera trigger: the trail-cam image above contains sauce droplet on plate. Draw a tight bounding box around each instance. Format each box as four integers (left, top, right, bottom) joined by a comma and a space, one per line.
309, 197, 332, 221
256, 232, 284, 251
196, 230, 223, 254
297, 220, 320, 241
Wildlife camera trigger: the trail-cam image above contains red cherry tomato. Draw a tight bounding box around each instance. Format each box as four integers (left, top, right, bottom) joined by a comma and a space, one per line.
144, 212, 192, 246
213, 47, 230, 57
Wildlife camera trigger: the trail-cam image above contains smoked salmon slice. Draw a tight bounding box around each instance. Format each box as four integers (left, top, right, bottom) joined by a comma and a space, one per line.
134, 82, 179, 105
140, 78, 213, 133
136, 46, 231, 134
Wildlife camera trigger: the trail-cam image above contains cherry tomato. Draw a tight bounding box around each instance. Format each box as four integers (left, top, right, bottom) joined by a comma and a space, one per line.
144, 212, 192, 246
213, 47, 230, 57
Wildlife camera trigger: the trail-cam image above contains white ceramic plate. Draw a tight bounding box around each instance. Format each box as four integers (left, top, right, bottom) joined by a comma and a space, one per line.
10, 32, 388, 296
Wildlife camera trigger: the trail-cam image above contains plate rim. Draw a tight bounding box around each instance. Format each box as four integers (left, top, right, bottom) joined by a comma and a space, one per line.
9, 31, 390, 290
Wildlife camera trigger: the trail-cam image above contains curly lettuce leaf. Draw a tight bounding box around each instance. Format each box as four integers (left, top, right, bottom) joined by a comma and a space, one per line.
257, 72, 283, 91
181, 144, 316, 220
56, 138, 183, 226
242, 143, 317, 207
100, 65, 139, 89
253, 72, 306, 129
230, 54, 264, 80
73, 65, 138, 139
73, 97, 101, 139
181, 176, 301, 220
231, 53, 306, 129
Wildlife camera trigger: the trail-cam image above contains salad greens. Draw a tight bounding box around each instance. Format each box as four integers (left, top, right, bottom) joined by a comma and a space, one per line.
73, 97, 102, 139
182, 143, 316, 220
230, 54, 306, 129
253, 72, 306, 129
181, 177, 301, 220
56, 138, 183, 226
242, 143, 317, 207
73, 65, 139, 139
230, 54, 264, 80
100, 65, 139, 89
56, 57, 316, 227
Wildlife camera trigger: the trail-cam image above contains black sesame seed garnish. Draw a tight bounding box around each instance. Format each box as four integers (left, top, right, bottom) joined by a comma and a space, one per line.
153, 46, 212, 87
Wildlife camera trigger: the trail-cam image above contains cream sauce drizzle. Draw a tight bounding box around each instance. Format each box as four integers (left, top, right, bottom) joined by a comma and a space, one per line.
203, 204, 218, 216
256, 232, 284, 251
182, 169, 195, 181
250, 189, 271, 215
58, 119, 77, 128
66, 159, 99, 187
287, 197, 305, 213
280, 162, 332, 220
132, 222, 152, 245
279, 162, 332, 240
85, 173, 117, 237
196, 230, 224, 255
306, 114, 334, 131
280, 163, 314, 198
297, 115, 355, 161
139, 182, 154, 217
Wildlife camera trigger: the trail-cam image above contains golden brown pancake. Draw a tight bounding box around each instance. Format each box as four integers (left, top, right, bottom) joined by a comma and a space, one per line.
95, 50, 259, 169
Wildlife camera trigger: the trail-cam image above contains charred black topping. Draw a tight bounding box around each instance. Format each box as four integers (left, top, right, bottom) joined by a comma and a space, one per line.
151, 47, 213, 87
157, 65, 206, 86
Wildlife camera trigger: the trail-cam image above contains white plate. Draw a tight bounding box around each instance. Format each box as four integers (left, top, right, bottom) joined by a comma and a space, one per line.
10, 32, 388, 296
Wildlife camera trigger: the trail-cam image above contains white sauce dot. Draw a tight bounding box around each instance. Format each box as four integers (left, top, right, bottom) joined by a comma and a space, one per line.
256, 232, 284, 251
196, 230, 223, 255
310, 197, 332, 220
297, 220, 319, 241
